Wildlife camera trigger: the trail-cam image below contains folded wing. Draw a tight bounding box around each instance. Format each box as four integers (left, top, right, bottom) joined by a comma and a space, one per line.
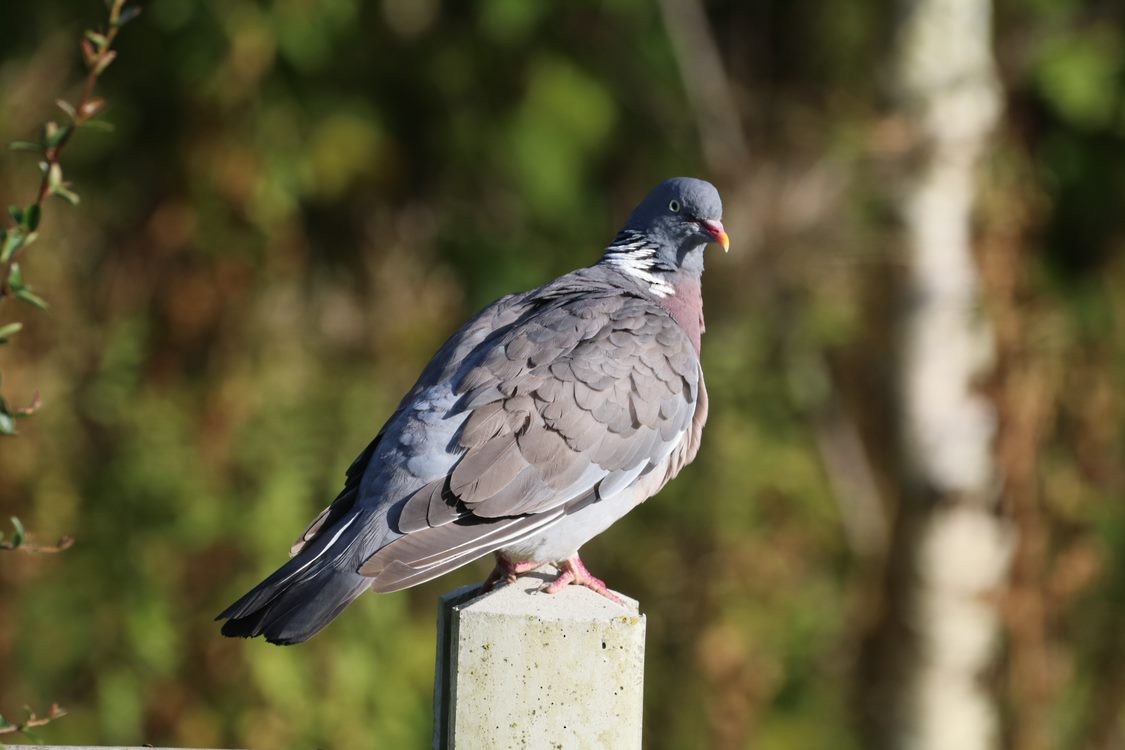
358, 291, 703, 591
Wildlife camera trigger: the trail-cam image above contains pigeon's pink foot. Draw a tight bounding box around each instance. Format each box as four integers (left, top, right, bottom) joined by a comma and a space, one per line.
543, 555, 624, 606
480, 553, 543, 592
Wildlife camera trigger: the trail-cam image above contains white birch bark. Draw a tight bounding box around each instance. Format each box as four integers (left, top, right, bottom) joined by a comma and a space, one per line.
894, 1, 1013, 748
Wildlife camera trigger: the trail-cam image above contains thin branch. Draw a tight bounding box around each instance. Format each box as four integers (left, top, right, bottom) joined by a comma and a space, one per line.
0, 0, 139, 440
32, 0, 127, 206
1, 0, 137, 302
0, 536, 75, 554
0, 703, 67, 737
0, 515, 73, 554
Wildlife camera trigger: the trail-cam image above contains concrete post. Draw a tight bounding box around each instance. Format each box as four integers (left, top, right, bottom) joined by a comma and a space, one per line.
433, 569, 646, 749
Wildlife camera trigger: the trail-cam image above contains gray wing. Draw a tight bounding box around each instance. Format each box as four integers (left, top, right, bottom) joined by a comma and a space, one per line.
286, 289, 537, 558
358, 291, 703, 591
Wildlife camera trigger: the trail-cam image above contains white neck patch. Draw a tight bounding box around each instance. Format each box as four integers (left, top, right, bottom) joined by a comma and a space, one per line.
603, 231, 675, 298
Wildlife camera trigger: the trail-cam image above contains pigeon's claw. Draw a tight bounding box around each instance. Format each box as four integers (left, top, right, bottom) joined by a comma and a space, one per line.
481, 553, 543, 592
482, 553, 625, 606
543, 555, 624, 606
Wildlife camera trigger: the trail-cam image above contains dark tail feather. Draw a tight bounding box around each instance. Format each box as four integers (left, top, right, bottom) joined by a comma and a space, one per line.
217, 525, 371, 645
219, 567, 369, 645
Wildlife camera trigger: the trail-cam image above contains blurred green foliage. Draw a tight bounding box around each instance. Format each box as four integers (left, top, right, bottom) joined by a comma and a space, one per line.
0, 1, 1122, 748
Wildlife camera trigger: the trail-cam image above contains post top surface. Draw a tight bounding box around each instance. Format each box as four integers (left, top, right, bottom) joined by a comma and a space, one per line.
444, 568, 642, 623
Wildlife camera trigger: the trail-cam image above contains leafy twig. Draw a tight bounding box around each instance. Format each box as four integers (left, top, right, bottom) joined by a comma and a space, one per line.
0, 703, 68, 742
0, 0, 140, 436
0, 516, 74, 554
32, 0, 138, 207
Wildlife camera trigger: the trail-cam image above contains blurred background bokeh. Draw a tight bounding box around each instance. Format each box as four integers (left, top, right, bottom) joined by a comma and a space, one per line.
1, 0, 1123, 748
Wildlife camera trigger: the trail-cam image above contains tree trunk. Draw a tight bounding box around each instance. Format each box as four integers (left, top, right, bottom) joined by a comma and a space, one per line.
891, 0, 1013, 748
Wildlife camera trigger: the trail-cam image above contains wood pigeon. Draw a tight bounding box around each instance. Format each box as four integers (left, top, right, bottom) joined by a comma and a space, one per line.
218, 177, 728, 644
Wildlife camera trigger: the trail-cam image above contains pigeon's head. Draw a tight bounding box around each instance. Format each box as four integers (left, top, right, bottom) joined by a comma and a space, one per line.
602, 178, 727, 293
625, 177, 727, 255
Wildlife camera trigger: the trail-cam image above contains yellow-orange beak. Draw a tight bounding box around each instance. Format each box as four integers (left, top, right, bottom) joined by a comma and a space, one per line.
701, 219, 730, 252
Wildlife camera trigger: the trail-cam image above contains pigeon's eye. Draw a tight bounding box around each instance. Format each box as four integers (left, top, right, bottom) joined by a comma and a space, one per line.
668, 199, 681, 213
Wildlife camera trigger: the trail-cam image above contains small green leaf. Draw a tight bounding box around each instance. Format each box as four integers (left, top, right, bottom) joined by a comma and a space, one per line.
2, 227, 37, 261
56, 99, 77, 119
94, 49, 117, 76
84, 30, 108, 48
15, 288, 49, 311
10, 517, 25, 547
8, 263, 23, 289
9, 266, 47, 309
1, 229, 25, 262
46, 123, 71, 148
0, 711, 12, 728
9, 141, 43, 153
80, 119, 115, 133
0, 322, 22, 343
51, 185, 81, 206
8, 205, 23, 225
47, 162, 63, 188
0, 411, 15, 436
25, 204, 40, 231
